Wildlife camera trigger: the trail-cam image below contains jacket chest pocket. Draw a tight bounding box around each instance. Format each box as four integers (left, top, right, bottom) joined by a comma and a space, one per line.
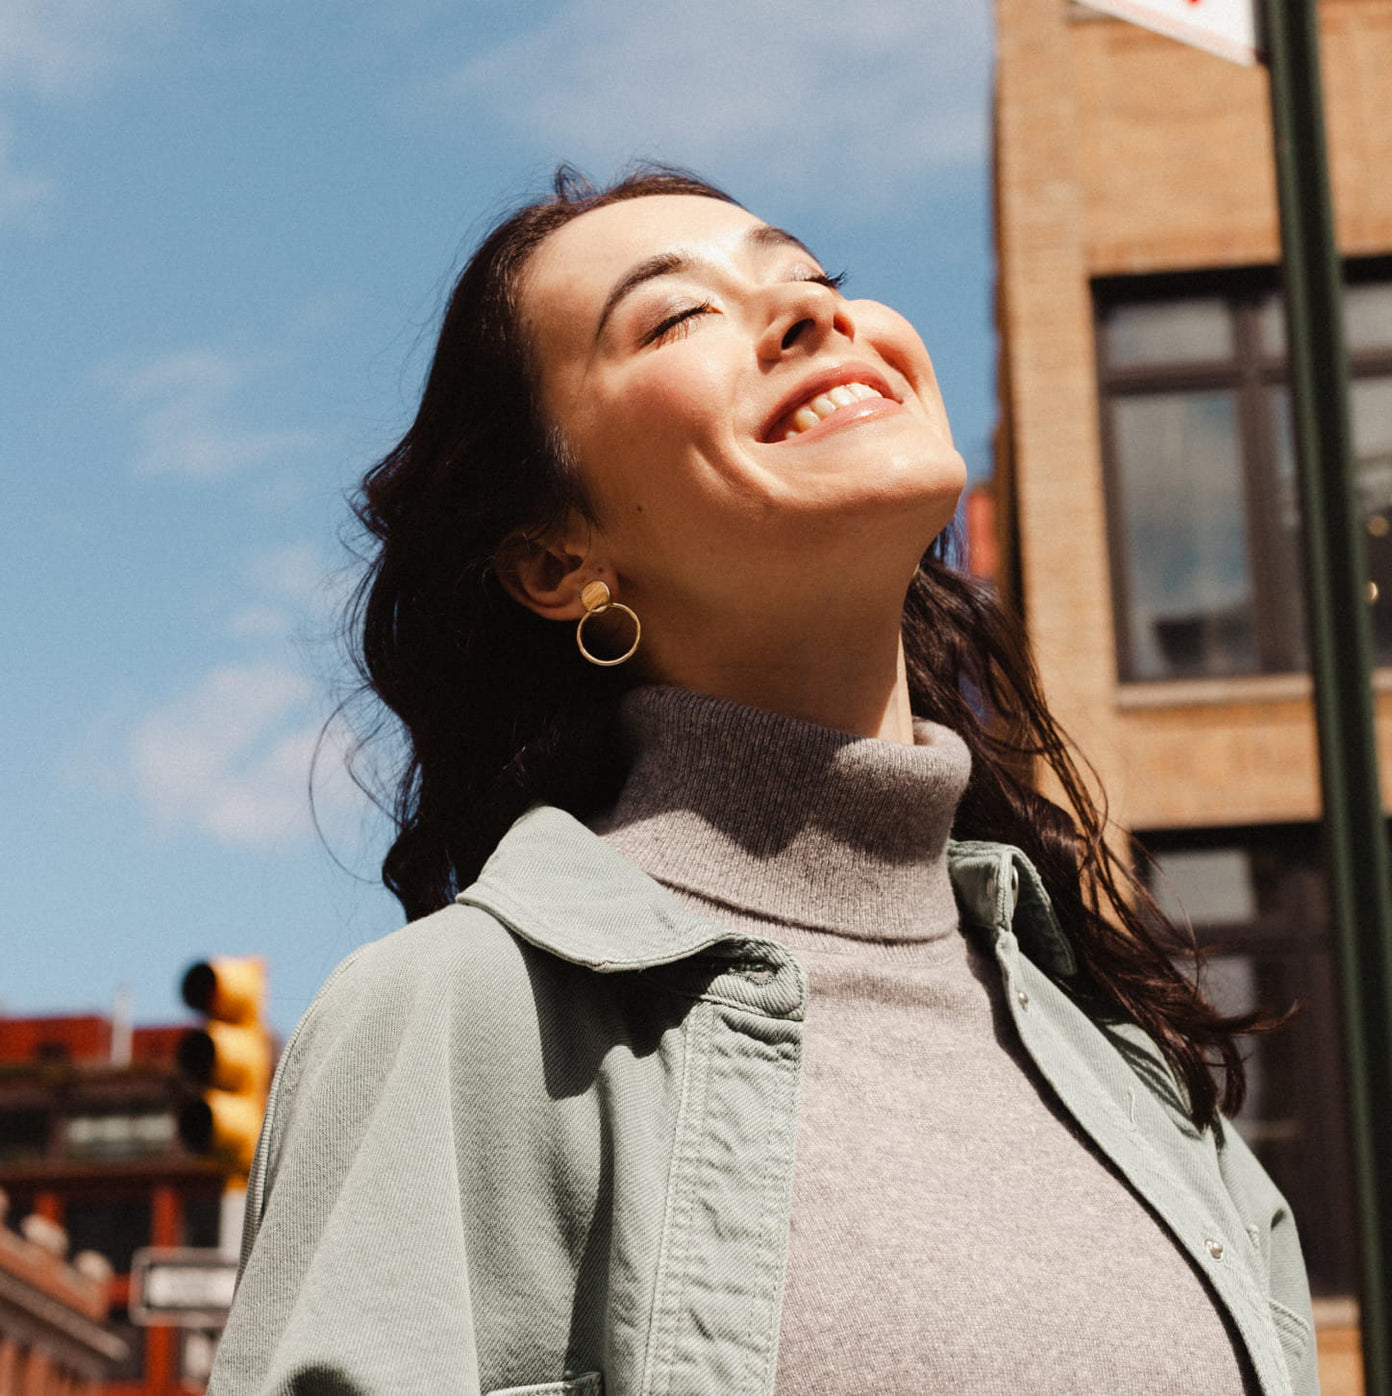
487, 1374, 603, 1396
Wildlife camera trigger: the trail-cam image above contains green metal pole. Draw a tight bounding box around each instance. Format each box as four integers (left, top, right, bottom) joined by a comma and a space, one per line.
1264, 0, 1392, 1384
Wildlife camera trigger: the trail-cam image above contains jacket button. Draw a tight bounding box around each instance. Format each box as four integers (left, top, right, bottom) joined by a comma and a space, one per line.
1016, 989, 1030, 1009
1205, 1238, 1225, 1261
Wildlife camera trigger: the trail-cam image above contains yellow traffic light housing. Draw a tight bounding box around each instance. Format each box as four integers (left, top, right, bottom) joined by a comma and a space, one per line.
177, 957, 273, 1177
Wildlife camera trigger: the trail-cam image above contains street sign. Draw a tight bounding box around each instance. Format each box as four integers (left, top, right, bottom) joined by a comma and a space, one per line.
1073, 0, 1259, 65
130, 1247, 238, 1327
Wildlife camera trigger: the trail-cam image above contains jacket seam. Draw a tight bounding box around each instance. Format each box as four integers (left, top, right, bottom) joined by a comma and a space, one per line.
640, 999, 714, 1396
1267, 1296, 1312, 1349
644, 979, 799, 1021
742, 1040, 799, 1395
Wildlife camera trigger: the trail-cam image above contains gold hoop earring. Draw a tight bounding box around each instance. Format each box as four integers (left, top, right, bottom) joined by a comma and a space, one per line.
575, 580, 641, 667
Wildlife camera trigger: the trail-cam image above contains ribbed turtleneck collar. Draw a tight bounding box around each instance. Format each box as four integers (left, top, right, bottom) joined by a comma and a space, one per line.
589, 685, 972, 943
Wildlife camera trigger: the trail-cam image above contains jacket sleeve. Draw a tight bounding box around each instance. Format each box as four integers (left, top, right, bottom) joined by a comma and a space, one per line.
207, 936, 485, 1396
1215, 1119, 1321, 1396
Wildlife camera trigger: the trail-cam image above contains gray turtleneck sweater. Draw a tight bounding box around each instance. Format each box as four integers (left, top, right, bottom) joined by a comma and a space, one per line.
590, 685, 1255, 1395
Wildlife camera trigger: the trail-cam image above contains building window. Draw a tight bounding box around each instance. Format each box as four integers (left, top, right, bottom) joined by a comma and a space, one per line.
1096, 262, 1392, 681
63, 1110, 176, 1160
183, 1189, 222, 1248
64, 1195, 153, 1274
0, 1109, 50, 1164
1140, 825, 1356, 1296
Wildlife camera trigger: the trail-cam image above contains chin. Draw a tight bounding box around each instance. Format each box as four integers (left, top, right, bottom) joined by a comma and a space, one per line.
839, 447, 966, 521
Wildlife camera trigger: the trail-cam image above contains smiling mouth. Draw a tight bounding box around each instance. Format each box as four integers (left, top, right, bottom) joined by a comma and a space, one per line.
779, 382, 885, 439
761, 369, 901, 444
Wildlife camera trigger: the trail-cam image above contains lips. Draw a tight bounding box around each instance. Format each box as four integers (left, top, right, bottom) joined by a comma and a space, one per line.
760, 363, 901, 444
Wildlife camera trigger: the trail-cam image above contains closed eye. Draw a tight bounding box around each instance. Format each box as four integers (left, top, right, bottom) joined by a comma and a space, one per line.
800, 270, 847, 292
641, 270, 843, 348
642, 300, 715, 347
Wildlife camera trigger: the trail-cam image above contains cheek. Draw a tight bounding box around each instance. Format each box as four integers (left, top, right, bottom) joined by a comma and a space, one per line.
855, 301, 944, 390
570, 364, 732, 514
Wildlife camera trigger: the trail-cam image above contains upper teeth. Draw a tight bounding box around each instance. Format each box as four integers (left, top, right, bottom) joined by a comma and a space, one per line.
784, 382, 884, 439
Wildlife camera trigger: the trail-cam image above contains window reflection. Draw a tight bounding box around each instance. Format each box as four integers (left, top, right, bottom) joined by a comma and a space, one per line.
1259, 282, 1392, 358
1151, 846, 1256, 925
1347, 283, 1392, 353
1113, 391, 1256, 678
1108, 297, 1233, 366
1100, 263, 1392, 680
1271, 375, 1392, 661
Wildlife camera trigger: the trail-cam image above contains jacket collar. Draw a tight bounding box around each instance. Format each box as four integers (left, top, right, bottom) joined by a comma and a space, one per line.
458, 805, 1078, 979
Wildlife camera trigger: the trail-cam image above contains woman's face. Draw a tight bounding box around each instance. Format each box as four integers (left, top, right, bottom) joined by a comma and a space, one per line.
519, 194, 966, 639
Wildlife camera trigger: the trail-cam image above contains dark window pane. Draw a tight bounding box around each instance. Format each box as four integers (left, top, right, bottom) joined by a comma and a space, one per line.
1200, 941, 1354, 1296
0, 1109, 49, 1163
64, 1196, 152, 1273
1142, 831, 1356, 1296
184, 1191, 222, 1248
1114, 391, 1257, 678
1107, 298, 1234, 366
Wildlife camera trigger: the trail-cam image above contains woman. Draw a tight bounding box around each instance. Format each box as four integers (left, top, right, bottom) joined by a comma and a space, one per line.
210, 168, 1316, 1396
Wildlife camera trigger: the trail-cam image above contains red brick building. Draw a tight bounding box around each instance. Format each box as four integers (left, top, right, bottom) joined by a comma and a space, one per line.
0, 1015, 233, 1394
0, 1198, 126, 1394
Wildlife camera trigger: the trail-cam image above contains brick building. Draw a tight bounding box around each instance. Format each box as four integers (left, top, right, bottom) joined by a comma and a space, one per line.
0, 1199, 126, 1394
992, 1, 1392, 1389
0, 1015, 233, 1394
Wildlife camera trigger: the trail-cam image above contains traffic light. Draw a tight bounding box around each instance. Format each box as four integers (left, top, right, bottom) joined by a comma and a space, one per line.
176, 957, 272, 1177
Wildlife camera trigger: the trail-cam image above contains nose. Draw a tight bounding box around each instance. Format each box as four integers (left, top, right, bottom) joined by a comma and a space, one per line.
756, 281, 853, 363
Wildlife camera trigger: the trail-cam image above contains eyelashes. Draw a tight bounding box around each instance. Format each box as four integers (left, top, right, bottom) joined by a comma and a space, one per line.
642, 299, 715, 347
639, 270, 849, 348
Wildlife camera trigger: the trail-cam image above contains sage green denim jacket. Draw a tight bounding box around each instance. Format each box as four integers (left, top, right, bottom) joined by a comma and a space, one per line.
210, 805, 1319, 1396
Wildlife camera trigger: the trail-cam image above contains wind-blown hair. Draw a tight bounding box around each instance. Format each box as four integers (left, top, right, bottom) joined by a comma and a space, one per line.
350, 164, 1271, 1129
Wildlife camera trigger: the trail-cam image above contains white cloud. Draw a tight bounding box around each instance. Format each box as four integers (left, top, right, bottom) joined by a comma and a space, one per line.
228, 603, 294, 640
113, 538, 369, 852
108, 348, 320, 480
127, 661, 356, 849
231, 542, 356, 644
0, 115, 53, 222
0, 0, 174, 209
246, 542, 331, 606
446, 0, 991, 203
0, 0, 172, 98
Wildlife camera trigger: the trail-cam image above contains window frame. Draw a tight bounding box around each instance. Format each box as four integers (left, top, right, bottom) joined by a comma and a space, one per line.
1095, 257, 1392, 683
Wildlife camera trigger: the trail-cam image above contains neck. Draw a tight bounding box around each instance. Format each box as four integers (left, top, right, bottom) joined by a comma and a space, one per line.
640, 593, 917, 744
591, 686, 972, 942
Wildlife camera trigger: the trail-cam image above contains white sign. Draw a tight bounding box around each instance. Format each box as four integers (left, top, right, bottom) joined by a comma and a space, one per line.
130, 1247, 238, 1327
1074, 0, 1259, 66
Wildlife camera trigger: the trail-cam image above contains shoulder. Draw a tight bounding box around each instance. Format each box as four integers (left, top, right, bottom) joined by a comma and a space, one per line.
249, 898, 599, 1220
284, 902, 525, 1050
276, 895, 596, 1095
257, 903, 559, 1160
317, 900, 529, 1013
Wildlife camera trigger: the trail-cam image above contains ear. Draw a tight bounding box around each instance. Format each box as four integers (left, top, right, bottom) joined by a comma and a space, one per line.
495, 517, 603, 622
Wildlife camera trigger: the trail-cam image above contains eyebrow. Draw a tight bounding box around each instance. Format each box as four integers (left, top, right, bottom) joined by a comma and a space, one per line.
592, 224, 820, 344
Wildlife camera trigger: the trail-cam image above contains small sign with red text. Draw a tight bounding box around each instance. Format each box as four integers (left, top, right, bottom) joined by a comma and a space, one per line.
1074, 0, 1259, 66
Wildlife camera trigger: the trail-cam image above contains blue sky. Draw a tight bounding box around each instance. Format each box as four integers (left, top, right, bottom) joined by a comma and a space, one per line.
2, 0, 995, 1034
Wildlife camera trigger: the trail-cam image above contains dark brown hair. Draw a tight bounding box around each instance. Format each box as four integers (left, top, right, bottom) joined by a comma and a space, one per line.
350, 164, 1270, 1129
